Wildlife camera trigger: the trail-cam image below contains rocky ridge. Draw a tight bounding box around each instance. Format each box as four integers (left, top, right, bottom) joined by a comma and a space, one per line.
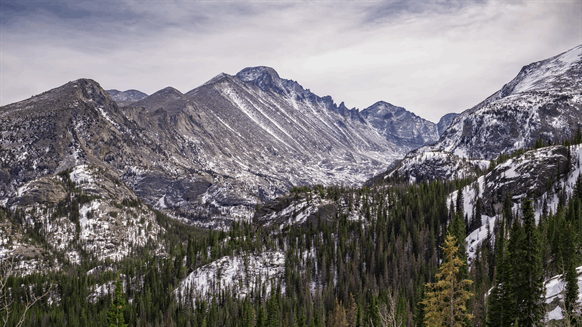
381, 45, 582, 183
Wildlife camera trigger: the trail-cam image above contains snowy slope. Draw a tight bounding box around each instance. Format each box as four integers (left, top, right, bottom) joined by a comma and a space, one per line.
545, 266, 582, 321
176, 251, 285, 302
0, 164, 166, 275
436, 45, 582, 160
383, 45, 582, 183
454, 144, 582, 263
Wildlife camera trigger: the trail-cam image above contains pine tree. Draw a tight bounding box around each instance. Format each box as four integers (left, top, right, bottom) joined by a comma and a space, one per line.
297, 311, 306, 327
257, 306, 266, 327
575, 173, 582, 202
456, 191, 464, 217
421, 233, 474, 327
474, 198, 482, 231
563, 222, 579, 325
366, 295, 381, 327
486, 217, 514, 327
511, 199, 544, 326
313, 309, 323, 327
449, 212, 468, 280
242, 302, 255, 327
267, 288, 280, 327
415, 285, 427, 327
107, 275, 128, 327
328, 299, 348, 327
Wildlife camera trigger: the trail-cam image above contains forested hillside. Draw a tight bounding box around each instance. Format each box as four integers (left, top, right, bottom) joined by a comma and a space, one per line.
4, 138, 582, 327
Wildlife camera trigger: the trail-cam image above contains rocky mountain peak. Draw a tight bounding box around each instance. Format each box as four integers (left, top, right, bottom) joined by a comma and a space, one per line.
235, 66, 286, 93
131, 86, 186, 113
358, 101, 440, 150
152, 86, 183, 97
361, 101, 405, 118
106, 89, 148, 103
497, 45, 581, 98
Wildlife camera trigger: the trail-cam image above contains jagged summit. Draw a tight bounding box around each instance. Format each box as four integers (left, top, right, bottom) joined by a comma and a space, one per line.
362, 101, 408, 116
236, 66, 281, 82
235, 66, 287, 93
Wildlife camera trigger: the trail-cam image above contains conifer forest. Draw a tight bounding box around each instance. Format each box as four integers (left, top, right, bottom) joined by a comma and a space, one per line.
3, 154, 582, 326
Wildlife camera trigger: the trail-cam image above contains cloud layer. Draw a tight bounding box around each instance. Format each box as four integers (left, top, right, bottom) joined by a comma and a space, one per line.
1, 0, 581, 122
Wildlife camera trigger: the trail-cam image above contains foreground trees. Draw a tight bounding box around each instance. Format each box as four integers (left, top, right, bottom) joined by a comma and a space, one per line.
422, 234, 473, 327
107, 275, 128, 327
487, 198, 545, 327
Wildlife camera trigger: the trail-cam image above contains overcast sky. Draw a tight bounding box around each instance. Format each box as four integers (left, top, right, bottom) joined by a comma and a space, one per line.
1, 0, 581, 122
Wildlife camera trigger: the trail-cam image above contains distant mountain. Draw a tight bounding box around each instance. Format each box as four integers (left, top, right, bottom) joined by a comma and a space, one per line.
130, 86, 185, 114
360, 101, 440, 149
106, 89, 148, 106
379, 45, 582, 183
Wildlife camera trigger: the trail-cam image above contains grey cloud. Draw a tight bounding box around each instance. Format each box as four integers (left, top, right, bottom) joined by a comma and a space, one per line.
360, 0, 488, 25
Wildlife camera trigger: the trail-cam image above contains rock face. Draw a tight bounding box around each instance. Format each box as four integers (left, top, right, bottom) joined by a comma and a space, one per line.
479, 145, 572, 216
382, 150, 488, 183
0, 164, 165, 273
0, 67, 446, 226
360, 101, 440, 149
437, 113, 459, 136
376, 45, 582, 184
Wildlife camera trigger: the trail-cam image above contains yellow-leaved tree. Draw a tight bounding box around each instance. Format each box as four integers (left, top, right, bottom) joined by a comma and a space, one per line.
422, 233, 474, 327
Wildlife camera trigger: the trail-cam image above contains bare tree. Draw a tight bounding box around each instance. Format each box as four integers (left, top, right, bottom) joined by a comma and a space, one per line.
377, 291, 402, 327
1, 256, 52, 327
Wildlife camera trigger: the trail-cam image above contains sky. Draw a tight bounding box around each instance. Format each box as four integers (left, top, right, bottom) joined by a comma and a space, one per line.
1, 0, 581, 122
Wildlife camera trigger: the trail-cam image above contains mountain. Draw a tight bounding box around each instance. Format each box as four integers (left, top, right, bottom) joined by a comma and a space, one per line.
434, 45, 582, 159
106, 89, 148, 106
0, 67, 448, 230
360, 101, 440, 149
380, 45, 582, 183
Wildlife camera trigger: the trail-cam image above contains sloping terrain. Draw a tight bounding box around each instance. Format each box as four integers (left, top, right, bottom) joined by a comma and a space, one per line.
382, 45, 582, 183
0, 164, 165, 274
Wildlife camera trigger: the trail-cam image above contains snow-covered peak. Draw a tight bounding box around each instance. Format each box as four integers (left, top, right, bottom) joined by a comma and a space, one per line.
498, 44, 581, 97
397, 44, 582, 165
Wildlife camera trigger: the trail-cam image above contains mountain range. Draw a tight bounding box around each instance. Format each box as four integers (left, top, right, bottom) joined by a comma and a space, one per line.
0, 65, 455, 228
1, 44, 582, 327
